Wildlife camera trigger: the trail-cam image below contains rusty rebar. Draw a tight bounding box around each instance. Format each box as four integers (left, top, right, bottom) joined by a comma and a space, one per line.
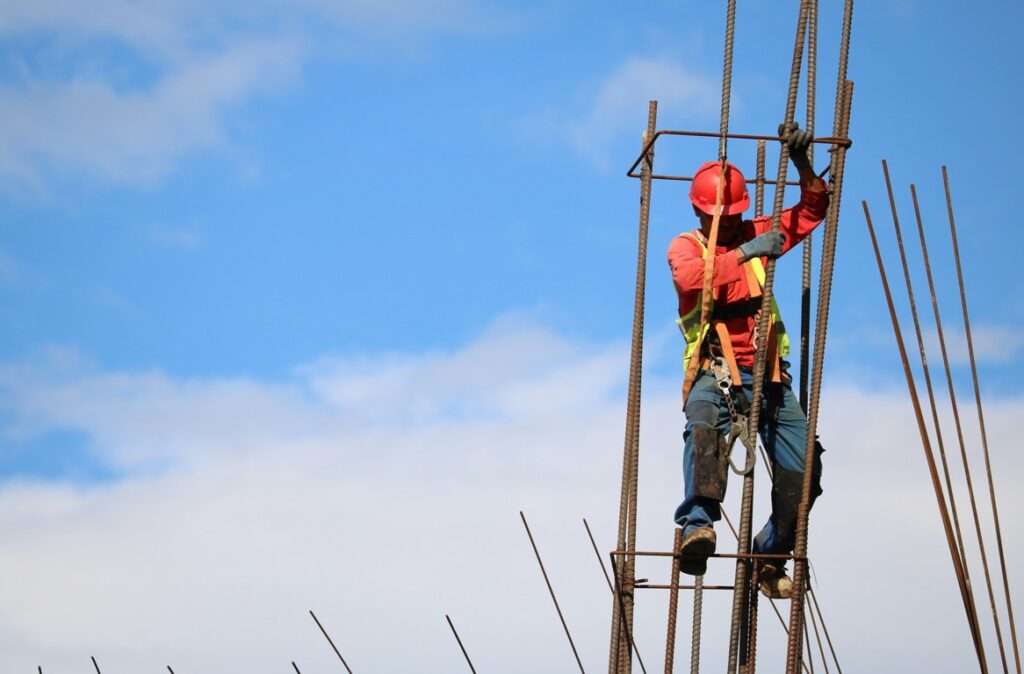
663, 528, 683, 674
944, 165, 1022, 673
730, 3, 811, 670
521, 512, 586, 673
585, 521, 648, 670
909, 179, 1004, 670
785, 75, 854, 674
799, 0, 819, 413
446, 614, 478, 674
863, 199, 988, 673
689, 573, 703, 674
808, 585, 843, 673
609, 99, 657, 674
310, 610, 355, 674
885, 164, 986, 660
806, 581, 829, 674
610, 551, 649, 674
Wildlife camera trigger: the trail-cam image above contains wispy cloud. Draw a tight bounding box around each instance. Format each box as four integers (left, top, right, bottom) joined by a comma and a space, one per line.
0, 0, 517, 188
524, 56, 719, 170
0, 323, 1019, 671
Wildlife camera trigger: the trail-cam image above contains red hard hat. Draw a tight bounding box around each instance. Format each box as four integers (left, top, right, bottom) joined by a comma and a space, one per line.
689, 161, 750, 216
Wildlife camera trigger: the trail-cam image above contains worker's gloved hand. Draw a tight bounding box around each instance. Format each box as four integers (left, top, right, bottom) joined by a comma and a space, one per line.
778, 121, 812, 169
739, 231, 786, 260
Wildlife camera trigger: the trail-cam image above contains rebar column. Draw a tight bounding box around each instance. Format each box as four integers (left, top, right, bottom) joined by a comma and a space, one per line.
664, 528, 683, 673
609, 100, 657, 674
728, 2, 811, 671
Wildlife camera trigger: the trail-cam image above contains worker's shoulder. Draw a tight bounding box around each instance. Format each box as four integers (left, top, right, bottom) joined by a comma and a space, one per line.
669, 229, 704, 251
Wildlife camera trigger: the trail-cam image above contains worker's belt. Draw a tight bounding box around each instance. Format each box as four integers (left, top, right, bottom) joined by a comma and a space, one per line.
710, 297, 762, 322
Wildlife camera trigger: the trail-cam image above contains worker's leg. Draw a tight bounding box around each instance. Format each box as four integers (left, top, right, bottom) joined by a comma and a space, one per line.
753, 382, 823, 555
674, 370, 732, 535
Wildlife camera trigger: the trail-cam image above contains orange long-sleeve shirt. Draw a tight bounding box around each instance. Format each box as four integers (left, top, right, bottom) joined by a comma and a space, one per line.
667, 180, 830, 367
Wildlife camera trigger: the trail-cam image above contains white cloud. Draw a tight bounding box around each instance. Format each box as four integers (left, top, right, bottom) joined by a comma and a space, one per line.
923, 324, 1024, 365
0, 0, 515, 188
559, 56, 720, 170
0, 324, 1020, 672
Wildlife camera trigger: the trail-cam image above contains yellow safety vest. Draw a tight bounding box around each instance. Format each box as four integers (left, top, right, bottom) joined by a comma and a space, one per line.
676, 232, 790, 370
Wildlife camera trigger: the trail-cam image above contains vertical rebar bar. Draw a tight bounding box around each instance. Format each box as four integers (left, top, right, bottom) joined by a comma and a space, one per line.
733, 2, 811, 670
944, 165, 1022, 673
785, 76, 854, 674
610, 100, 657, 674
689, 573, 703, 674
663, 528, 683, 674
522, 512, 586, 674
799, 0, 819, 413
310, 610, 355, 674
862, 199, 988, 673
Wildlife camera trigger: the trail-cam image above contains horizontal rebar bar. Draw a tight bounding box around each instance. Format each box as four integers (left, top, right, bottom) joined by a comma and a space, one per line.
611, 550, 802, 561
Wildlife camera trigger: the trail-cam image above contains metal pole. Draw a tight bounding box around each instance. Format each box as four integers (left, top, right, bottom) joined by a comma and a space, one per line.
799, 0, 819, 412
730, 2, 811, 670
91, 657, 102, 674
446, 614, 479, 674
310, 610, 356, 674
521, 512, 587, 673
663, 528, 683, 673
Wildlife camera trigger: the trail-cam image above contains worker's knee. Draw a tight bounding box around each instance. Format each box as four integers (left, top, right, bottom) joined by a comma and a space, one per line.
691, 424, 730, 501
771, 440, 825, 539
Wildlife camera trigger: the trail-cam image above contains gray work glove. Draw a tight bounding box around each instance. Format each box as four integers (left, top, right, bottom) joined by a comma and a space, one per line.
739, 231, 786, 260
778, 121, 813, 169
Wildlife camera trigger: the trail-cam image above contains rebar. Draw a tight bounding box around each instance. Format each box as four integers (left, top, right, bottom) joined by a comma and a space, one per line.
799, 0, 819, 413
885, 165, 986, 660
862, 199, 988, 673
689, 574, 703, 674
730, 2, 811, 670
168, 668, 176, 674
610, 100, 658, 674
908, 179, 1002, 669
292, 662, 302, 674
785, 75, 853, 674
91, 656, 102, 674
610, 552, 649, 674
522, 512, 586, 674
663, 528, 683, 674
806, 581, 829, 674
310, 610, 355, 674
944, 165, 1022, 673
808, 586, 843, 673
446, 614, 479, 674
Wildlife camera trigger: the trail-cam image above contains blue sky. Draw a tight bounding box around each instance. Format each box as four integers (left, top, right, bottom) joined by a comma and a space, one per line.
0, 1, 1021, 672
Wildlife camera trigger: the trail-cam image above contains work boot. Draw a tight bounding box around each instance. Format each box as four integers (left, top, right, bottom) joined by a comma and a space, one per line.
757, 562, 793, 599
678, 527, 716, 576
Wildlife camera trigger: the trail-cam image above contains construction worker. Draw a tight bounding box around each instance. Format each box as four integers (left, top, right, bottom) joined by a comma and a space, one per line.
667, 124, 826, 598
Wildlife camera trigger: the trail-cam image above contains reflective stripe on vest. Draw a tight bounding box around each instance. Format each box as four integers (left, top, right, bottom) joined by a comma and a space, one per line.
676, 232, 790, 367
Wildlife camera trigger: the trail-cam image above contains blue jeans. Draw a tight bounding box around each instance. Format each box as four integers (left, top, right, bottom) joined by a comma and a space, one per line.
675, 367, 823, 555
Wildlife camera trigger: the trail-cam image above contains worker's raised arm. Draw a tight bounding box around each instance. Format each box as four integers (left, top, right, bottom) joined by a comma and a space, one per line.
751, 124, 829, 254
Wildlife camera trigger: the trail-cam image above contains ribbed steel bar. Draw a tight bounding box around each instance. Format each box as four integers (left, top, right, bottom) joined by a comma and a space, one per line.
808, 587, 842, 673
862, 200, 988, 673
446, 614, 479, 674
909, 180, 1003, 669
586, 520, 648, 666
884, 165, 985, 659
804, 611, 816, 674
730, 2, 811, 670
806, 582, 829, 674
310, 610, 355, 674
799, 0, 818, 412
610, 100, 657, 674
944, 165, 1022, 673
663, 528, 683, 674
610, 552, 649, 674
91, 656, 102, 674
522, 512, 586, 674
785, 0, 856, 662
785, 75, 854, 674
689, 574, 703, 674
